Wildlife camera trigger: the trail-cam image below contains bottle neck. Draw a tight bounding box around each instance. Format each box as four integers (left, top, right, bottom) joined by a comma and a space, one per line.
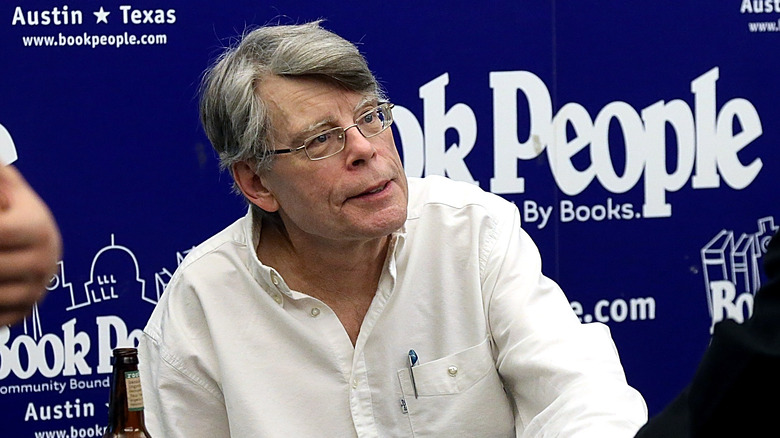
106, 360, 147, 432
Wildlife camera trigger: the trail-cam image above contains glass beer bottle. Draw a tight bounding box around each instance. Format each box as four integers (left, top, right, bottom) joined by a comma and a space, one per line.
103, 348, 152, 438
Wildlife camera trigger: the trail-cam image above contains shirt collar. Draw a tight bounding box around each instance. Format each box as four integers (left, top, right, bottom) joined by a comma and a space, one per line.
240, 207, 409, 300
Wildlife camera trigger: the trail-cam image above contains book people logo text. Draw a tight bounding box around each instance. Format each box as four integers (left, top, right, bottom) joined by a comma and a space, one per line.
701, 216, 777, 331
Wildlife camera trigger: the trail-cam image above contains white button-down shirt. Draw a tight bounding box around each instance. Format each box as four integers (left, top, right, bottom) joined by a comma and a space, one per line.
139, 175, 647, 437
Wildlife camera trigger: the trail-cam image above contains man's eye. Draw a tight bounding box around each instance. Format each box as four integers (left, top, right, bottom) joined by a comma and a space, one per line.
314, 133, 329, 143
306, 131, 334, 151
362, 112, 375, 124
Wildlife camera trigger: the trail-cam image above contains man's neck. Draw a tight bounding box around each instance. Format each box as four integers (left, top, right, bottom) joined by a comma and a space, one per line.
255, 216, 389, 299
255, 216, 390, 345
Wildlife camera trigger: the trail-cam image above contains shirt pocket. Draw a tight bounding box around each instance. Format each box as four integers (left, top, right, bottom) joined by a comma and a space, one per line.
397, 337, 514, 437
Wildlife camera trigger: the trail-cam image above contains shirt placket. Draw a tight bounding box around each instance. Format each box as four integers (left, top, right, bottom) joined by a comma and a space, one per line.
349, 348, 377, 438
349, 235, 402, 437
256, 231, 403, 438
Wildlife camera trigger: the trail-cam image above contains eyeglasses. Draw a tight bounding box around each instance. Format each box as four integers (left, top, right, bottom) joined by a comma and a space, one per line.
269, 102, 394, 161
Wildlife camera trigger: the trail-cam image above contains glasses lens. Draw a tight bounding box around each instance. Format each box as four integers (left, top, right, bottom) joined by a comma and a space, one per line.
358, 103, 393, 138
302, 103, 394, 161
304, 127, 345, 159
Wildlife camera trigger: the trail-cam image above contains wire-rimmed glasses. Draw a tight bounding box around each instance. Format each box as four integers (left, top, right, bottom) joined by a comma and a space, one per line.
269, 102, 395, 161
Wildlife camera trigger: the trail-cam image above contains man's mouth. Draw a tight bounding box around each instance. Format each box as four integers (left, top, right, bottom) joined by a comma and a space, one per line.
352, 181, 389, 199
365, 183, 387, 195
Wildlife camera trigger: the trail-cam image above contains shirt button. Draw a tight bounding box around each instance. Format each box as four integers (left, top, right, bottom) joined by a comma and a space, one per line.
310, 307, 321, 317
270, 272, 280, 286
271, 293, 282, 304
352, 378, 358, 389
447, 366, 458, 377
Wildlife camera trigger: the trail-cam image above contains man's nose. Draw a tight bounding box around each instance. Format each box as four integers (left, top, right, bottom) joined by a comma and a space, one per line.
343, 125, 376, 166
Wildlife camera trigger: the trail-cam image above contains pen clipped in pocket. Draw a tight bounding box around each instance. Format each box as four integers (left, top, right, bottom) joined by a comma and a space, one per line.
396, 337, 514, 436
399, 337, 493, 396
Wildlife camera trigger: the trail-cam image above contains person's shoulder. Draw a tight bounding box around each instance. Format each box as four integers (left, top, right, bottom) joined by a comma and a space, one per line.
407, 175, 513, 216
145, 214, 251, 331
167, 214, 251, 283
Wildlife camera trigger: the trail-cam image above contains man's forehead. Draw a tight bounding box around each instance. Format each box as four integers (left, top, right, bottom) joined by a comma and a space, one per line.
259, 76, 375, 131
259, 75, 372, 108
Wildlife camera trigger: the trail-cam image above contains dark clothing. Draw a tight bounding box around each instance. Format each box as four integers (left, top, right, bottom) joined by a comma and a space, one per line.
636, 232, 780, 437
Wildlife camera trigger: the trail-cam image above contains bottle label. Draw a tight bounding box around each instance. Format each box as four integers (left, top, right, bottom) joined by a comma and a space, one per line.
124, 370, 145, 411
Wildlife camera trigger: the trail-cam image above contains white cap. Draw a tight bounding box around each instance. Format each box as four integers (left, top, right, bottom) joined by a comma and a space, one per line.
0, 123, 18, 165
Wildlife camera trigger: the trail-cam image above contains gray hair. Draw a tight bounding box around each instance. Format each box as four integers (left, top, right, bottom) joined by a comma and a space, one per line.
199, 21, 383, 185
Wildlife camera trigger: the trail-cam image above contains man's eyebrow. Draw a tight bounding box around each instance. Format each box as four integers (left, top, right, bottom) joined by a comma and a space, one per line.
354, 95, 378, 113
290, 96, 378, 145
291, 118, 336, 145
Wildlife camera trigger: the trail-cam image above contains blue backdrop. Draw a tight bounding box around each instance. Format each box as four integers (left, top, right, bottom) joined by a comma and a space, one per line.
2, 1, 778, 435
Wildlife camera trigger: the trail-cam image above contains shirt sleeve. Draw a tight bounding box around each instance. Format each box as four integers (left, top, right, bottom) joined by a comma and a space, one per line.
482, 204, 648, 437
138, 322, 231, 437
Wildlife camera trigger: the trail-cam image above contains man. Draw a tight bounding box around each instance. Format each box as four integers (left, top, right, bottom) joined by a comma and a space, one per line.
0, 164, 61, 326
139, 22, 647, 437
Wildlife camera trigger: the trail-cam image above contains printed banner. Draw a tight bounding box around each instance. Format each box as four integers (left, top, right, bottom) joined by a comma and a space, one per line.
1, 1, 777, 436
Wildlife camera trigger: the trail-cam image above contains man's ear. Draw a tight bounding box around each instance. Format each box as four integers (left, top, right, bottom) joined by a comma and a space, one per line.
232, 161, 280, 212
